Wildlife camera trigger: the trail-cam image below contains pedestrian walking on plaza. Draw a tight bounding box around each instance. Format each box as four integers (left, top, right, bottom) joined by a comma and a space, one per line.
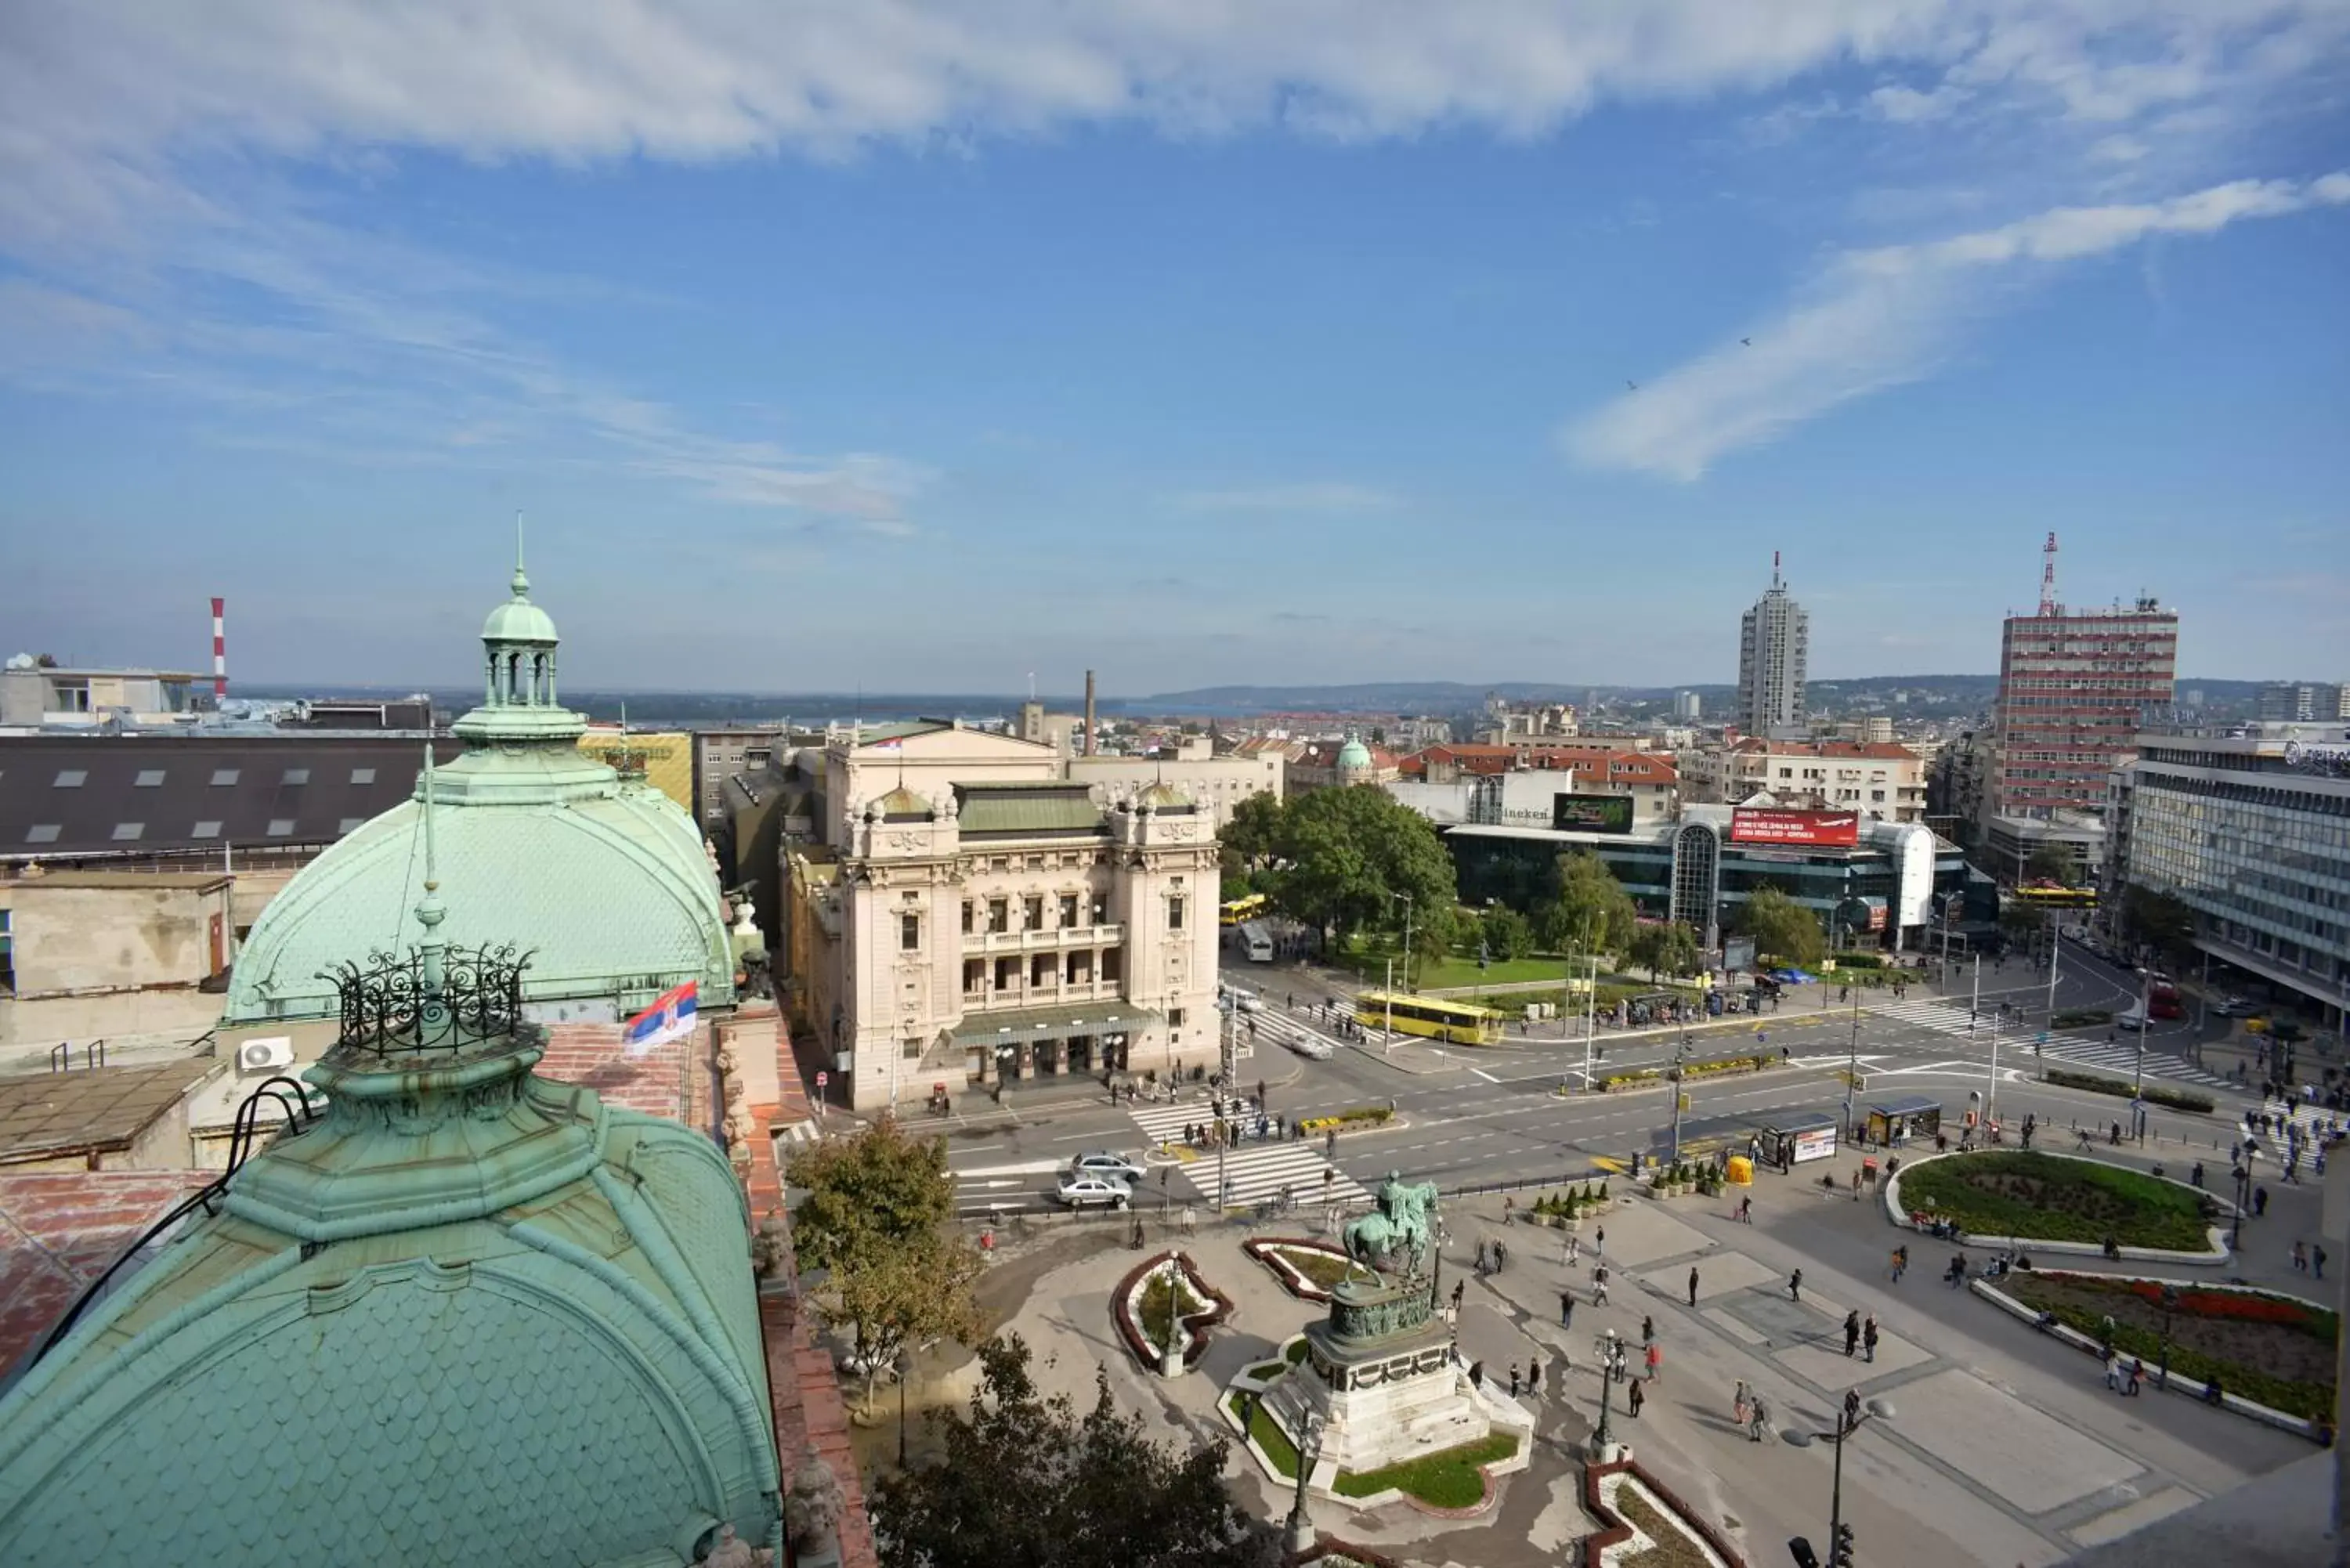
1688, 1266, 1701, 1307
1494, 1238, 1509, 1273
1567, 1233, 1582, 1266
1734, 1379, 1752, 1429
1748, 1392, 1771, 1442
1644, 1341, 1662, 1382
1843, 1310, 1860, 1358
2255, 1185, 2270, 1216
1593, 1264, 1611, 1306
2191, 1161, 2205, 1189
1627, 1377, 1644, 1418
1788, 1269, 1802, 1302
1475, 1239, 1491, 1274
1737, 1194, 1753, 1223
1642, 1314, 1654, 1346
2318, 1245, 2330, 1281
2103, 1348, 2121, 1393
1863, 1315, 1879, 1364
2293, 1241, 2308, 1273
1509, 1366, 1522, 1399
1528, 1357, 1542, 1398
1559, 1289, 1574, 1328
1890, 1245, 1908, 1283
1595, 1224, 1606, 1256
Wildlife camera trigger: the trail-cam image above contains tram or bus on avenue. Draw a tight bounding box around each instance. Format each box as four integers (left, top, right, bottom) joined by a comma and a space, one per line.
2009, 883, 2098, 911
1354, 990, 1504, 1046
1220, 893, 1269, 927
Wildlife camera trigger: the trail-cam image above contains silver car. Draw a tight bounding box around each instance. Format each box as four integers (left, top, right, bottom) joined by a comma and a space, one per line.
1068, 1151, 1148, 1184
1055, 1172, 1133, 1210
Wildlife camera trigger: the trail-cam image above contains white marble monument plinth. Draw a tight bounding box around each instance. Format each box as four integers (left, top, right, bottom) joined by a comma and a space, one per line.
1261, 1318, 1495, 1479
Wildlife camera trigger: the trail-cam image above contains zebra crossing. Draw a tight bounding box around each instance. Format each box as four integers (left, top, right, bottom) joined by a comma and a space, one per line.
1867, 997, 2233, 1089
1123, 1100, 1371, 1209
1237, 1007, 1343, 1061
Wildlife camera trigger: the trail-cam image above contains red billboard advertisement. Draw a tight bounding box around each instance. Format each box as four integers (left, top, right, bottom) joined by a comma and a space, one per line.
1728, 808, 1860, 847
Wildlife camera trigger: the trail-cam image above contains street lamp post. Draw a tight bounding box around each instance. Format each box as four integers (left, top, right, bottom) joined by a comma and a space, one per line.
1668, 1055, 1687, 1165
1842, 984, 1862, 1139
1285, 1414, 1325, 1553
1589, 1331, 1629, 1458
2232, 1162, 2249, 1253
1820, 1390, 1893, 1568
2134, 966, 2151, 1101
2158, 1283, 2180, 1388
1390, 891, 1416, 995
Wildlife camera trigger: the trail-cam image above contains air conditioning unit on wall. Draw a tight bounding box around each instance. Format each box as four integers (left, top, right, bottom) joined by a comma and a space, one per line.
237, 1036, 295, 1075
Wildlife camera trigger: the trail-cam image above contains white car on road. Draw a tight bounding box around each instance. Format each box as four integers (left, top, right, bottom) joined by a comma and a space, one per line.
1055, 1172, 1133, 1210
1068, 1151, 1148, 1184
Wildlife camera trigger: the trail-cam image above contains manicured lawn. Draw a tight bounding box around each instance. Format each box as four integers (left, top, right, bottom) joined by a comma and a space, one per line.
1284, 1336, 1311, 1365
1137, 1270, 1212, 1344
1900, 1151, 2218, 1249
1335, 1431, 1517, 1508
1227, 1391, 1299, 1479
1242, 1360, 1285, 1382
1265, 1244, 1351, 1290
2002, 1271, 2337, 1420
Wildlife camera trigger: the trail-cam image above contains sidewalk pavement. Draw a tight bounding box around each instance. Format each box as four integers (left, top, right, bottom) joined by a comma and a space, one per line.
1440, 1176, 2295, 1566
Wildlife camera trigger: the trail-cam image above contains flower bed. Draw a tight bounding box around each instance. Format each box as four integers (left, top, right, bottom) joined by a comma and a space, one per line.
1298, 1105, 1396, 1134
1582, 1458, 1744, 1568
1896, 1151, 2219, 1250
2041, 1068, 2214, 1114
1600, 1053, 1773, 1092
1998, 1270, 2337, 1421
1111, 1250, 1233, 1371
1246, 1236, 1355, 1302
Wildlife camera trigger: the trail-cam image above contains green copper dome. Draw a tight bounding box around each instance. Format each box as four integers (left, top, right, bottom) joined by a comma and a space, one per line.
222, 536, 733, 1026
0, 940, 780, 1566
481, 525, 560, 644
1336, 735, 1373, 772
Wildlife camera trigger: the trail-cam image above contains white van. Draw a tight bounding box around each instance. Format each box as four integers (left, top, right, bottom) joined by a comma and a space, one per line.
2114, 1010, 2149, 1032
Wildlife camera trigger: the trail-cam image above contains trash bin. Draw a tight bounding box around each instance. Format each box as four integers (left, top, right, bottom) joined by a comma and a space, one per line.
1861, 1157, 1878, 1185
1726, 1154, 1754, 1186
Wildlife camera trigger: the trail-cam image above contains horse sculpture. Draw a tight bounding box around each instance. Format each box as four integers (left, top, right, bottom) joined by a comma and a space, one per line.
1342, 1172, 1441, 1280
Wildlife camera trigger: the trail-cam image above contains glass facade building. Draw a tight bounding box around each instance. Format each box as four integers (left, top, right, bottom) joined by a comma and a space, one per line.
2117, 726, 2350, 1020
1446, 822, 1983, 947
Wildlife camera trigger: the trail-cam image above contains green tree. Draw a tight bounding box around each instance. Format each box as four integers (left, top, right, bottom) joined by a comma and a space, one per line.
2120, 883, 2197, 969
1220, 790, 1286, 879
1535, 851, 1637, 956
1271, 785, 1455, 951
1999, 901, 2047, 946
1627, 919, 1702, 981
787, 1116, 979, 1413
873, 1334, 1282, 1568
2023, 843, 2080, 887
1737, 886, 1825, 966
1480, 904, 1535, 961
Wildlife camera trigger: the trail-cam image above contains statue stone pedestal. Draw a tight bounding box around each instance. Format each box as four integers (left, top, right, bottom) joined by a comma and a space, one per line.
1261, 1277, 1495, 1483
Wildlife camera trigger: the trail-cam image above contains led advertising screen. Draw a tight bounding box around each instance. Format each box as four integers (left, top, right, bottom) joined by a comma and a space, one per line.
1728, 807, 1860, 847
1552, 793, 1635, 834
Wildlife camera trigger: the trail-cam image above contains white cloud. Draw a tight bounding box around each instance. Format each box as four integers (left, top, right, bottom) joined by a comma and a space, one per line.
1171, 482, 1402, 514
1868, 81, 1971, 121
1564, 170, 2350, 480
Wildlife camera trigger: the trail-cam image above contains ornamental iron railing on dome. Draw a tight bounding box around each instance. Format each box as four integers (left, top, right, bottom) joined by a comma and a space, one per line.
317, 943, 536, 1053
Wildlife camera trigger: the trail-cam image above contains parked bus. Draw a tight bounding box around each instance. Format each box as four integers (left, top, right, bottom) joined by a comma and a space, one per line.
1219, 893, 1269, 927
1237, 919, 1275, 963
1354, 990, 1504, 1046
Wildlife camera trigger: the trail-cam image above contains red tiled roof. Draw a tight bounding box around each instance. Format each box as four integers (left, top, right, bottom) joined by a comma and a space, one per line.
535, 1022, 697, 1121
0, 1168, 215, 1375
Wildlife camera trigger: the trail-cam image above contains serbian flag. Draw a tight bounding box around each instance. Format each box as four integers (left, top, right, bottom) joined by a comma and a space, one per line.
623, 981, 698, 1057
871, 736, 903, 752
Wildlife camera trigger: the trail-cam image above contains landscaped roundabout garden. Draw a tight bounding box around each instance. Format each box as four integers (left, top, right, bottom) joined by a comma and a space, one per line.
1896, 1151, 2220, 1251
1998, 1270, 2337, 1422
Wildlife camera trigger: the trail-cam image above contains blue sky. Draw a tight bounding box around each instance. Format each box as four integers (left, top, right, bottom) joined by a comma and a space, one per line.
2, 3, 2346, 695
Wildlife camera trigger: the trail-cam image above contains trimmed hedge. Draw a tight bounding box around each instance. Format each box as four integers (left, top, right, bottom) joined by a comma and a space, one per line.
1901, 1151, 2218, 1249
2043, 1068, 2214, 1114
2051, 1009, 2113, 1029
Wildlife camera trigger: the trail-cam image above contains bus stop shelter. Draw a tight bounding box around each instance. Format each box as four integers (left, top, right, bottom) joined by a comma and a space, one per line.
1751, 1112, 1838, 1171
1864, 1095, 1942, 1148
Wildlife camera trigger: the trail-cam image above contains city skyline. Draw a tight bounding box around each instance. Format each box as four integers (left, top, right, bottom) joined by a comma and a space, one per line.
3, 4, 2347, 689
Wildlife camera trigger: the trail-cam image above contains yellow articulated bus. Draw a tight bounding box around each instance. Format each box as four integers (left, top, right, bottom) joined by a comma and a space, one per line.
1219, 893, 1270, 927
1355, 991, 1504, 1046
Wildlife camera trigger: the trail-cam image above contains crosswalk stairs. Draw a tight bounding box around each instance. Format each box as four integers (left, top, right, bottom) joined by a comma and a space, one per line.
1865, 997, 2233, 1088
1123, 1100, 1371, 1211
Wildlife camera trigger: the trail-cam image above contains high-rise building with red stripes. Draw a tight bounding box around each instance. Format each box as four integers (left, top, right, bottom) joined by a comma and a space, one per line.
1990, 595, 2178, 818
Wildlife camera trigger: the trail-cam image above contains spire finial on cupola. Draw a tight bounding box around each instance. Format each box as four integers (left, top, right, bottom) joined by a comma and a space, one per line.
511, 510, 530, 599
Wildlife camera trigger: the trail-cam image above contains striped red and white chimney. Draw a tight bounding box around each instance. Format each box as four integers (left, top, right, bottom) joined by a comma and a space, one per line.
210, 597, 226, 699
